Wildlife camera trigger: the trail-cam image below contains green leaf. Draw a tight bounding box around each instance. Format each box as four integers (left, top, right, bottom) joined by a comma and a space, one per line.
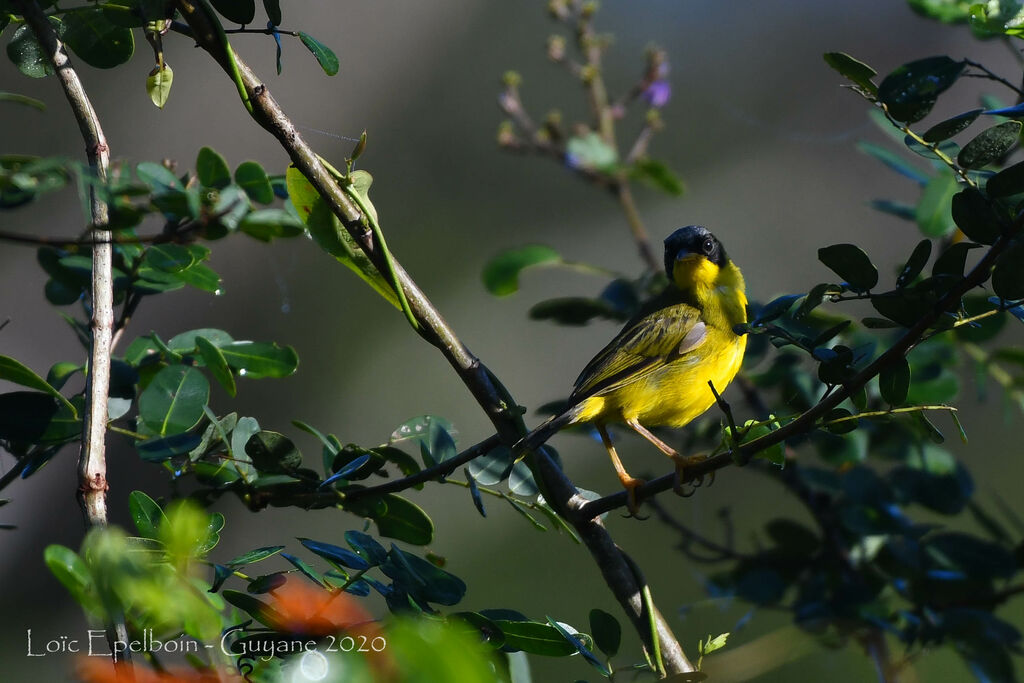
136, 161, 183, 193
144, 244, 199, 272
589, 608, 621, 658
630, 157, 684, 196
753, 294, 801, 326
298, 31, 339, 76
44, 545, 98, 614
546, 617, 609, 676
299, 538, 370, 571
904, 136, 960, 161
494, 620, 578, 656
992, 241, 1024, 300
878, 56, 965, 123
915, 172, 958, 237
6, 20, 65, 78
136, 433, 203, 462
279, 552, 325, 587
137, 365, 210, 436
823, 52, 877, 95
856, 142, 928, 185
0, 355, 77, 417
879, 357, 911, 406
985, 159, 1024, 197
245, 431, 302, 473
345, 530, 388, 566
46, 362, 80, 391
529, 297, 621, 325
923, 108, 982, 142
818, 244, 878, 292
287, 167, 400, 309
146, 64, 173, 108
353, 494, 434, 545
933, 242, 981, 278
238, 209, 305, 241
196, 147, 231, 190
226, 545, 285, 567
218, 341, 298, 379
234, 161, 274, 204
0, 391, 80, 445
128, 490, 167, 539
63, 8, 134, 69
957, 121, 1021, 169
196, 336, 236, 397
210, 0, 256, 24
897, 239, 932, 287
951, 187, 1001, 244
0, 91, 46, 110
390, 415, 456, 467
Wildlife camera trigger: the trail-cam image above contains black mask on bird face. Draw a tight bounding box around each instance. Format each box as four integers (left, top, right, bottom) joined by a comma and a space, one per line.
663, 225, 728, 283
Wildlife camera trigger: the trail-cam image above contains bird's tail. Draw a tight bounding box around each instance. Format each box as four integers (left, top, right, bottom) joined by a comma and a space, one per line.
512, 408, 579, 463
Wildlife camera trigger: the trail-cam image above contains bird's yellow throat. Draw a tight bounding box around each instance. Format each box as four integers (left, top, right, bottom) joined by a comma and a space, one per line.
672, 255, 748, 330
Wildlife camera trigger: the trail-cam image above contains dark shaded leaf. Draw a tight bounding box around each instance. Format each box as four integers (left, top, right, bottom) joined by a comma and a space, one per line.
196, 147, 231, 190
818, 244, 878, 291
856, 142, 928, 185
957, 121, 1021, 169
344, 530, 388, 566
986, 159, 1024, 197
923, 108, 982, 142
210, 0, 255, 24
992, 241, 1024, 300
879, 357, 911, 405
245, 431, 302, 473
136, 433, 203, 462
222, 589, 284, 629
63, 8, 134, 69
299, 538, 370, 571
381, 544, 466, 605
898, 239, 932, 287
235, 161, 274, 204
589, 608, 621, 658
878, 56, 964, 123
823, 52, 877, 94
951, 187, 1002, 244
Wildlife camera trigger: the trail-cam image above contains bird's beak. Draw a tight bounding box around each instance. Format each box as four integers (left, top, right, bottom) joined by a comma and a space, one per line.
675, 250, 701, 263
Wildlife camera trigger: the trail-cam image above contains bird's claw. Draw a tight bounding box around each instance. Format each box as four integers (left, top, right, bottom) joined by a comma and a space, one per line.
620, 476, 648, 518
671, 453, 709, 497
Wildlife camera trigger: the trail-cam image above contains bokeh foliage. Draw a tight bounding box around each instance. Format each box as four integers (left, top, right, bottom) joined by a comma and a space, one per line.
1, 0, 1024, 682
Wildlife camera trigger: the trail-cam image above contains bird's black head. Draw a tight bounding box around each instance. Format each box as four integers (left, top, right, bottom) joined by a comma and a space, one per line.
663, 225, 727, 279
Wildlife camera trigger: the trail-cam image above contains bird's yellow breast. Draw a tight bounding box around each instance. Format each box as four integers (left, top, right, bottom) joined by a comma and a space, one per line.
575, 327, 746, 427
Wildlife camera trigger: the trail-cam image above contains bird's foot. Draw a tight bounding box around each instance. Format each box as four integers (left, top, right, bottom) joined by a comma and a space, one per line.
619, 475, 648, 518
670, 453, 711, 496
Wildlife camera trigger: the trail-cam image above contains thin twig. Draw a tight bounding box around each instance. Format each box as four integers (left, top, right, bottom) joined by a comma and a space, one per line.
171, 4, 693, 673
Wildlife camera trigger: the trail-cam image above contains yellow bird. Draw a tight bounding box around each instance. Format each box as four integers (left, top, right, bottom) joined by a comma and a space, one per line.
514, 226, 748, 511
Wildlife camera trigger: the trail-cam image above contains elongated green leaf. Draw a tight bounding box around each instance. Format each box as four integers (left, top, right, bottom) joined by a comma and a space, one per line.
226, 545, 285, 567
494, 620, 577, 656
993, 241, 1024, 300
44, 545, 98, 614
879, 357, 911, 406
897, 239, 931, 287
137, 365, 210, 436
482, 245, 563, 296
855, 142, 928, 185
957, 121, 1021, 169
234, 161, 274, 204
299, 538, 370, 571
128, 490, 167, 539
222, 589, 285, 629
196, 336, 236, 397
136, 433, 203, 462
218, 341, 298, 378
298, 31, 339, 76
263, 0, 282, 25
196, 147, 231, 189
286, 166, 400, 309
915, 172, 957, 237
922, 109, 982, 142
0, 355, 77, 416
823, 52, 877, 95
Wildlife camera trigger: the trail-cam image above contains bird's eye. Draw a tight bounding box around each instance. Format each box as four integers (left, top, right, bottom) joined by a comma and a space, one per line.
702, 238, 715, 254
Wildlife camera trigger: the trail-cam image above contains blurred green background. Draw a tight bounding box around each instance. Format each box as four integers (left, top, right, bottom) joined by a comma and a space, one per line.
1, 1, 1021, 680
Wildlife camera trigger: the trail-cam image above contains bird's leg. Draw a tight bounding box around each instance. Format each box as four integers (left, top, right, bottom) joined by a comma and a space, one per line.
597, 423, 645, 516
624, 418, 711, 495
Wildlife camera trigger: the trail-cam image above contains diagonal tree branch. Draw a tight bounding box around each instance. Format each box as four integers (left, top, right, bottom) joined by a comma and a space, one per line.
172, 1, 693, 674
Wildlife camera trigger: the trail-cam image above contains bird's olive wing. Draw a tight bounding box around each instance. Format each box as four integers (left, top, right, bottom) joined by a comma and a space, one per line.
570, 303, 706, 401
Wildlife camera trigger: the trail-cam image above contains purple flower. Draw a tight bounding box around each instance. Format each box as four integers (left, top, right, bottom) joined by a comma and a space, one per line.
643, 79, 671, 108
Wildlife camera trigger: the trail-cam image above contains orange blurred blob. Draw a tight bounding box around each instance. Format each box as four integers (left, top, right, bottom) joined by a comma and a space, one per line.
267, 577, 374, 637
